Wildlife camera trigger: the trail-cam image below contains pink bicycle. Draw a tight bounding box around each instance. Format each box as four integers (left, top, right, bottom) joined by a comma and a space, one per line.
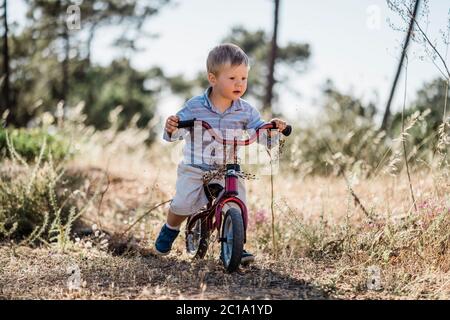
177, 119, 292, 272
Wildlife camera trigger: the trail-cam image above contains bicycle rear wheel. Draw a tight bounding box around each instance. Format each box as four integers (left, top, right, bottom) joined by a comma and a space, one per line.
186, 217, 209, 259
220, 208, 244, 272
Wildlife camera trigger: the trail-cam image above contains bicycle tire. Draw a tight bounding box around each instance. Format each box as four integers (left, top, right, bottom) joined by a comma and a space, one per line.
220, 207, 244, 272
186, 217, 209, 259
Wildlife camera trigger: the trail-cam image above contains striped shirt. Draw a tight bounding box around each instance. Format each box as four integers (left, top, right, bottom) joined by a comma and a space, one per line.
163, 87, 276, 170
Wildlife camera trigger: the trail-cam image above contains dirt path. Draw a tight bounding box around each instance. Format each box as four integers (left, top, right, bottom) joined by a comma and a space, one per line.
2, 164, 448, 300
0, 244, 332, 299
0, 165, 331, 299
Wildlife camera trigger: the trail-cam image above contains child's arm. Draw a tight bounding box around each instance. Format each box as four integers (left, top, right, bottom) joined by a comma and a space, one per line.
246, 107, 287, 147
162, 104, 192, 142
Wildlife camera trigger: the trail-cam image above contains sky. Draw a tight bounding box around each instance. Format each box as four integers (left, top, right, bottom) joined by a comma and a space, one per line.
8, 0, 450, 124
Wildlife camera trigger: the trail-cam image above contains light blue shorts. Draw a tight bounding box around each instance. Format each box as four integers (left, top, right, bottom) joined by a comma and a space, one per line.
169, 163, 247, 216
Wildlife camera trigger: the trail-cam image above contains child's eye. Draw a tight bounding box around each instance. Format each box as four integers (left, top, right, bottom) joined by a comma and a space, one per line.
242, 77, 247, 81
229, 77, 235, 80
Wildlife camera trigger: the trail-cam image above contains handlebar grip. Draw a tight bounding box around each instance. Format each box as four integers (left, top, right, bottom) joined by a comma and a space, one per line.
282, 125, 292, 137
271, 121, 292, 137
177, 118, 196, 128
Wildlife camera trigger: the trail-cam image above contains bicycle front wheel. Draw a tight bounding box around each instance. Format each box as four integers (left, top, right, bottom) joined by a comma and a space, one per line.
220, 208, 244, 272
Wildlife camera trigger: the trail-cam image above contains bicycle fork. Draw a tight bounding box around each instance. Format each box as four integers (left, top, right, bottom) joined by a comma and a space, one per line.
215, 163, 249, 243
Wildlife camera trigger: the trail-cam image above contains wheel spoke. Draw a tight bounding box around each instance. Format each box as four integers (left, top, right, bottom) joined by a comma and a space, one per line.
187, 219, 202, 254
220, 208, 244, 272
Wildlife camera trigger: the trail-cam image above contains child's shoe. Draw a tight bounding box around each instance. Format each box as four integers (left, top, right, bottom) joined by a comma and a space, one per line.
154, 224, 180, 255
241, 249, 255, 264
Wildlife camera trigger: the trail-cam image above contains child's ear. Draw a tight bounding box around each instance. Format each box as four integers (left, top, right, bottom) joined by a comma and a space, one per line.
207, 72, 216, 85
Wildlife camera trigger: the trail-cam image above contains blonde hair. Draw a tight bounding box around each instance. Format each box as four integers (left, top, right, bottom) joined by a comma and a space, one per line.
206, 43, 249, 75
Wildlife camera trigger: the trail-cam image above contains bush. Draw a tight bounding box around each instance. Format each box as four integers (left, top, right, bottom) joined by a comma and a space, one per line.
282, 83, 387, 177
0, 136, 92, 249
0, 127, 72, 162
281, 79, 450, 178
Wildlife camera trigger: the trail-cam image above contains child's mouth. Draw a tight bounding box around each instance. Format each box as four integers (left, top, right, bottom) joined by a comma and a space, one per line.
233, 90, 241, 95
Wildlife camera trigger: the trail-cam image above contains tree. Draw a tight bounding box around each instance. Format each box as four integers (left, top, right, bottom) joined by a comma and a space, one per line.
166, 26, 310, 112
72, 58, 164, 131
380, 0, 421, 132
77, 0, 170, 64
22, 0, 73, 102
5, 0, 170, 129
264, 0, 280, 114
224, 27, 311, 112
1, 0, 10, 117
284, 80, 381, 176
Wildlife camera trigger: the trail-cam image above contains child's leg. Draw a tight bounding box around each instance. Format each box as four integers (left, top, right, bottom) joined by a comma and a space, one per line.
154, 163, 205, 255
154, 209, 188, 256
167, 209, 188, 229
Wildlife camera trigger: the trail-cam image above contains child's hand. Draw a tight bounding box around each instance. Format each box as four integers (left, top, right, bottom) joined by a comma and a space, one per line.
165, 115, 179, 134
269, 118, 287, 136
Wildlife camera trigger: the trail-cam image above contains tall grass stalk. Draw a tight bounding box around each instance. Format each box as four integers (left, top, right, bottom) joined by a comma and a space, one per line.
400, 56, 418, 213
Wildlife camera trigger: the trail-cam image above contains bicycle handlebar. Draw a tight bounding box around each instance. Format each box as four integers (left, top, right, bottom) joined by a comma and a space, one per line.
178, 119, 196, 129
278, 122, 292, 136
176, 118, 292, 146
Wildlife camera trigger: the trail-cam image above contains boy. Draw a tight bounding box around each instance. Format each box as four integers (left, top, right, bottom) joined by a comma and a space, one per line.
154, 43, 287, 264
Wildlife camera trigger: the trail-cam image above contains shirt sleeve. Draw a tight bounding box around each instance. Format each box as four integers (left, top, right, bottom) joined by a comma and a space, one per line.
246, 106, 280, 149
246, 106, 265, 131
162, 102, 193, 142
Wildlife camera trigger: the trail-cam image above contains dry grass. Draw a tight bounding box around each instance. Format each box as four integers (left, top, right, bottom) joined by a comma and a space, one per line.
1, 136, 449, 299
1, 108, 449, 300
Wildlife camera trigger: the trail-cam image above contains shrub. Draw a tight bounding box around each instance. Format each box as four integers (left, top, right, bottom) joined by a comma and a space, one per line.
0, 127, 72, 163
0, 136, 93, 249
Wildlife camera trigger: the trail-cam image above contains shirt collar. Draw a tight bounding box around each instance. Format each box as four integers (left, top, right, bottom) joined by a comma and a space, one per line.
202, 87, 243, 113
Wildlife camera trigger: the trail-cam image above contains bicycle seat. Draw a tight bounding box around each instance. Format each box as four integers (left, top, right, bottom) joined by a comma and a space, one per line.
204, 183, 224, 202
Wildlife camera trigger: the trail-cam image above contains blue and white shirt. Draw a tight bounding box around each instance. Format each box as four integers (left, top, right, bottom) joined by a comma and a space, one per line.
163, 87, 276, 170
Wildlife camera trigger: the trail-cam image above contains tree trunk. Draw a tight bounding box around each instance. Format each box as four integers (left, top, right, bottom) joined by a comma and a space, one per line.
86, 24, 97, 111
59, 0, 69, 103
62, 26, 69, 102
263, 0, 280, 115
86, 23, 98, 65
2, 0, 10, 116
380, 0, 421, 132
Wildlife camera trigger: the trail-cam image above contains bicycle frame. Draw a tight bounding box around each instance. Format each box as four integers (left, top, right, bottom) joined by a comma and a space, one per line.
186, 168, 249, 242
185, 121, 286, 244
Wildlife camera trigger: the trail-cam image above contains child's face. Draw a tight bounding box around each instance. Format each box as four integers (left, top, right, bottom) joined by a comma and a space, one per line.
208, 63, 249, 101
